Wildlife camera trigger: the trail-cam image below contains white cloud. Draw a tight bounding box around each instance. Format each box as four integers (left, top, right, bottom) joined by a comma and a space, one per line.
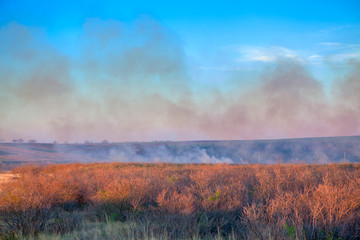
198, 66, 252, 71
307, 54, 323, 63
317, 43, 360, 51
236, 46, 298, 62
251, 56, 274, 62
326, 52, 360, 62
219, 43, 360, 69
318, 42, 342, 46
308, 55, 322, 59
314, 42, 360, 62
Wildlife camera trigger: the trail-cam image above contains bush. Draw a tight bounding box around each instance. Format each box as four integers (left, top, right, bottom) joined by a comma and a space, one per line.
0, 163, 359, 239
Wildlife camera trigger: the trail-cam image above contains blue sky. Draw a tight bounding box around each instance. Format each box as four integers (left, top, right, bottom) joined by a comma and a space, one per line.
1, 1, 359, 63
1, 1, 359, 66
0, 0, 359, 142
2, 0, 359, 88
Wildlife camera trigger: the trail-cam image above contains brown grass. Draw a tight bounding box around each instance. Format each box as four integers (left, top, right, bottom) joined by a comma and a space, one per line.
0, 173, 19, 193
0, 163, 359, 239
0, 173, 19, 184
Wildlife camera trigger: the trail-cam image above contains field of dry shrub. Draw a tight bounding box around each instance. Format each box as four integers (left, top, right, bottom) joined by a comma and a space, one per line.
0, 163, 359, 239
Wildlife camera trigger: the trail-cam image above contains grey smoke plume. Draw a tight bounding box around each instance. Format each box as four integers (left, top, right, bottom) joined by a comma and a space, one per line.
49, 136, 360, 165
0, 18, 359, 142
108, 145, 233, 164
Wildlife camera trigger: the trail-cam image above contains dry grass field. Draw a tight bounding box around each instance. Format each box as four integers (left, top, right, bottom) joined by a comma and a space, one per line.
0, 163, 359, 239
0, 173, 18, 192
0, 173, 18, 184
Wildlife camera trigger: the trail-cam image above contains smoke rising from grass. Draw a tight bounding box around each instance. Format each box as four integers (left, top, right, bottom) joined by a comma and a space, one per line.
0, 18, 359, 142
50, 136, 360, 165
108, 145, 233, 164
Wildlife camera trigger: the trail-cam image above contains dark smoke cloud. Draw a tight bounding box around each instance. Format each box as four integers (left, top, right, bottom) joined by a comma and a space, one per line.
0, 18, 359, 142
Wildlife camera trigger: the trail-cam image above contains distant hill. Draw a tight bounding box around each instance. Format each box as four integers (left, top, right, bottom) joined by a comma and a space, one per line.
1, 136, 359, 170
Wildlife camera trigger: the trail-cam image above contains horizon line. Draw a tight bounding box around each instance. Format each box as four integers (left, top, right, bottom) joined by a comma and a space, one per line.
1, 135, 359, 145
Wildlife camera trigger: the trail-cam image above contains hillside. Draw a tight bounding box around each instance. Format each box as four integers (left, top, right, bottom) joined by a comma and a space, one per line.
1, 136, 360, 169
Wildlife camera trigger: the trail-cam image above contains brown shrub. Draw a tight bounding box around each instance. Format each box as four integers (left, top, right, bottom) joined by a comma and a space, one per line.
0, 163, 359, 239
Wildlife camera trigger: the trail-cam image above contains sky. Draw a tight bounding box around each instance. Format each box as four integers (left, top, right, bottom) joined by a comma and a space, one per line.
0, 0, 359, 142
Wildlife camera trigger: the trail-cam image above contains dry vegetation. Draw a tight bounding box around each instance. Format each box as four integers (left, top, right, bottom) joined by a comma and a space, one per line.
0, 163, 359, 239
0, 173, 18, 185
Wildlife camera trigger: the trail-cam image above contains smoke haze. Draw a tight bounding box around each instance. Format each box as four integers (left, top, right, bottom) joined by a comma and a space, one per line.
1, 136, 360, 170
0, 18, 359, 142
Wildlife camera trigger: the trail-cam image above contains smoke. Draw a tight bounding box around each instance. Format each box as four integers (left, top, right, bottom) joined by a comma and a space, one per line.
49, 136, 360, 165
107, 145, 233, 164
0, 18, 359, 142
